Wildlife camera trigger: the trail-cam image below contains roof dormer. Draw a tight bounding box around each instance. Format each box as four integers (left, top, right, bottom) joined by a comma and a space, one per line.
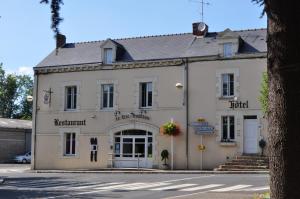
217, 29, 243, 58
100, 39, 124, 64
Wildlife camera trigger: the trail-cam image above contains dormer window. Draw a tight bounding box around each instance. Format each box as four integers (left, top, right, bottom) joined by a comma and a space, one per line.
223, 43, 233, 58
104, 48, 113, 64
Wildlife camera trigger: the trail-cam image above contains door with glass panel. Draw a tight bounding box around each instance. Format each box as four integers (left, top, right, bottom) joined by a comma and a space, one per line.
114, 130, 153, 168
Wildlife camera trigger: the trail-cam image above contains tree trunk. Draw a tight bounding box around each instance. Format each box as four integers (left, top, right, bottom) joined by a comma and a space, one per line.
265, 1, 300, 198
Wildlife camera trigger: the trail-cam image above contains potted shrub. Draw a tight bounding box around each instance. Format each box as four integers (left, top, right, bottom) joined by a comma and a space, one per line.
161, 149, 169, 169
259, 139, 267, 156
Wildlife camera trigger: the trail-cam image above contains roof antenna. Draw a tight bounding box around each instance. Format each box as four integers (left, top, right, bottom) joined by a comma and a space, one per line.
189, 0, 210, 22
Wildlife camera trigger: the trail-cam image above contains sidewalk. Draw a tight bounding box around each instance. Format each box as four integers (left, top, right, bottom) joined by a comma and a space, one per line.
32, 168, 269, 174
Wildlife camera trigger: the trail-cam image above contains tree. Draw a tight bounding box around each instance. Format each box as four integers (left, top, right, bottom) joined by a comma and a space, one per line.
259, 72, 268, 115
0, 64, 33, 119
253, 0, 300, 198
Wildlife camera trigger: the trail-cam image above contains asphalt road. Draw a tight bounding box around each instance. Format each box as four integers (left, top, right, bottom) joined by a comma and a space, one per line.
0, 165, 269, 199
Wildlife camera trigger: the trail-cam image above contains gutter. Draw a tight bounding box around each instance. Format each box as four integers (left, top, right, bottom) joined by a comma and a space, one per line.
183, 58, 189, 169
31, 73, 39, 170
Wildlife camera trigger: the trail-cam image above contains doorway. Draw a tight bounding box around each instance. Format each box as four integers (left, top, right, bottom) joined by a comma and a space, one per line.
243, 116, 258, 154
113, 130, 153, 168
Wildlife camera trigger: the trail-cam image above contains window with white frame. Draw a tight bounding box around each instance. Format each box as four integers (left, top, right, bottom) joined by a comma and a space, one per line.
104, 48, 113, 64
101, 84, 114, 109
222, 73, 234, 97
140, 82, 152, 108
221, 116, 235, 141
223, 43, 233, 57
65, 86, 77, 110
64, 132, 76, 156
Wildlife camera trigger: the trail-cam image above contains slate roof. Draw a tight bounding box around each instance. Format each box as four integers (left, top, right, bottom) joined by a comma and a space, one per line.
36, 28, 267, 68
0, 118, 32, 130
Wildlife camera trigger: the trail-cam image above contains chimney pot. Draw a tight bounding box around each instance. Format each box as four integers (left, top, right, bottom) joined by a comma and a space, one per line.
193, 22, 209, 37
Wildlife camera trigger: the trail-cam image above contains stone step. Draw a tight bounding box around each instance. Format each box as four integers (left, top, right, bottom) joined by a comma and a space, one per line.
218, 165, 269, 170
236, 156, 269, 161
215, 168, 269, 171
224, 162, 268, 166
231, 159, 268, 164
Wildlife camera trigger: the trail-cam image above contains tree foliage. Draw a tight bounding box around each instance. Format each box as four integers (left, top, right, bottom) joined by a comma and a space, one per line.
40, 0, 64, 37
259, 72, 268, 116
0, 64, 33, 120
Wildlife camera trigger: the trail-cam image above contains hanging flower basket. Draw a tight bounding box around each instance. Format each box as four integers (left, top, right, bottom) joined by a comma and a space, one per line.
160, 121, 181, 136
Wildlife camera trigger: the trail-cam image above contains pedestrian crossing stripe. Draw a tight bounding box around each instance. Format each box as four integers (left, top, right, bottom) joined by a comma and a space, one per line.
210, 185, 252, 192
1, 180, 270, 193
180, 184, 224, 191
150, 184, 197, 191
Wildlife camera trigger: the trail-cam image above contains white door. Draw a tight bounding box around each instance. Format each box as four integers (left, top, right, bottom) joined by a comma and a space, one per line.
243, 119, 258, 154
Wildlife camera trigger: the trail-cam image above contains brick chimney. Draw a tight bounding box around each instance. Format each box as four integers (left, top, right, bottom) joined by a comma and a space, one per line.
193, 22, 209, 37
56, 34, 66, 48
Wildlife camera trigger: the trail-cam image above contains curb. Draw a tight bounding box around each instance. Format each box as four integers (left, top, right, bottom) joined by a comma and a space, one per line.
32, 170, 269, 175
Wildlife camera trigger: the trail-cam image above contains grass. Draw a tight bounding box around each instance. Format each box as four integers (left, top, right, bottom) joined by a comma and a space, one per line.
253, 192, 270, 199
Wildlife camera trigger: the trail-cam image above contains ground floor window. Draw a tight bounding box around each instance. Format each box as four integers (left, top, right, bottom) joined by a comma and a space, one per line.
221, 116, 235, 141
64, 132, 76, 156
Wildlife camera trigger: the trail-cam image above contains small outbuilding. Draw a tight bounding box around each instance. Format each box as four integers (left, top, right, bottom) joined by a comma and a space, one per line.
0, 118, 32, 163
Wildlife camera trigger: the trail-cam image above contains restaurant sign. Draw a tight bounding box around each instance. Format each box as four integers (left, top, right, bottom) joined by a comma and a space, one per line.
54, 119, 86, 126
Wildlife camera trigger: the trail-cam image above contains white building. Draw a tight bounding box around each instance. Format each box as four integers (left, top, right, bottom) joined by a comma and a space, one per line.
32, 23, 267, 170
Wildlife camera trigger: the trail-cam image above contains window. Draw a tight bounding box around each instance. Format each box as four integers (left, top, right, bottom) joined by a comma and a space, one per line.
223, 43, 233, 57
65, 86, 77, 110
104, 48, 113, 64
140, 82, 152, 108
101, 84, 114, 109
64, 133, 76, 156
221, 116, 235, 141
222, 73, 234, 97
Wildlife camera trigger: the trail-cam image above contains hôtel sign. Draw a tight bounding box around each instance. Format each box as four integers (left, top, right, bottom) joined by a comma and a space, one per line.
229, 100, 249, 109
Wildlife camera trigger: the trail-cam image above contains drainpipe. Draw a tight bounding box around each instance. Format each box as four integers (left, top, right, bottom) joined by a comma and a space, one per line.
183, 58, 189, 170
31, 72, 39, 170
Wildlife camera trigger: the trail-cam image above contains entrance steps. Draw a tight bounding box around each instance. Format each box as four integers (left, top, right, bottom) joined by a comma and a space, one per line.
214, 154, 269, 171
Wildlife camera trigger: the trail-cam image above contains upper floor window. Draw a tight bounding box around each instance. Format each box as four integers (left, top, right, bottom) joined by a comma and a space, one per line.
221, 116, 235, 141
101, 84, 114, 109
222, 73, 234, 97
223, 43, 233, 58
104, 48, 113, 64
140, 82, 152, 108
64, 132, 76, 156
65, 86, 77, 110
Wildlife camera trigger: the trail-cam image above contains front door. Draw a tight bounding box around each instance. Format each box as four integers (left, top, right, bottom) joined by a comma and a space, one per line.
114, 130, 153, 168
243, 116, 258, 154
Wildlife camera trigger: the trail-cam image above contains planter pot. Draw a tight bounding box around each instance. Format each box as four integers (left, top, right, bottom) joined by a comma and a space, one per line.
162, 164, 170, 170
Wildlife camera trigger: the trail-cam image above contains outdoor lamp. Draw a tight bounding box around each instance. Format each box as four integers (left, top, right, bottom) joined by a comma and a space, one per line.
175, 83, 183, 89
26, 95, 33, 102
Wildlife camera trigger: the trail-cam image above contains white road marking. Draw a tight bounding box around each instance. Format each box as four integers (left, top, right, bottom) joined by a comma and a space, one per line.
162, 175, 215, 183
180, 184, 224, 191
238, 186, 269, 192
71, 182, 123, 190
124, 182, 171, 190
94, 182, 145, 190
210, 185, 252, 192
150, 184, 197, 191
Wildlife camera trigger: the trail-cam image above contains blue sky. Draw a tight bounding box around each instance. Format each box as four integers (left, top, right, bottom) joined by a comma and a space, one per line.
0, 0, 266, 75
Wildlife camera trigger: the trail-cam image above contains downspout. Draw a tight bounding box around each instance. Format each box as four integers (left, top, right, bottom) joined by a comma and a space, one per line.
184, 58, 189, 169
31, 72, 39, 170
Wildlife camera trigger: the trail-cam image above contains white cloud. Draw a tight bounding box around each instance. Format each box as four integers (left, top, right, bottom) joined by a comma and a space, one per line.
17, 66, 34, 76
